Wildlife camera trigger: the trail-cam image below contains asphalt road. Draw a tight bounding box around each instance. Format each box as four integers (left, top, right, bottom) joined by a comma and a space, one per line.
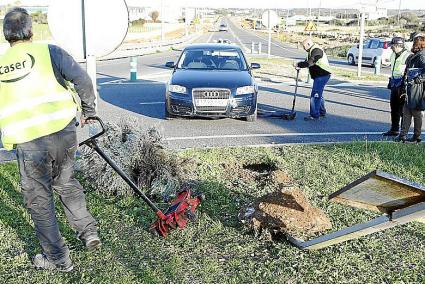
0, 21, 414, 157
92, 26, 423, 150
222, 17, 391, 76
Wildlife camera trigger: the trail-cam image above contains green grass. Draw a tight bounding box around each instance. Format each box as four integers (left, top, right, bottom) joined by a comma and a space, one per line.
1, 142, 424, 283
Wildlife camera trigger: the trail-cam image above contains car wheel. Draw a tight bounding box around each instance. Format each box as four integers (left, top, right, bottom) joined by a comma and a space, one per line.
164, 102, 175, 120
347, 54, 355, 65
245, 108, 257, 122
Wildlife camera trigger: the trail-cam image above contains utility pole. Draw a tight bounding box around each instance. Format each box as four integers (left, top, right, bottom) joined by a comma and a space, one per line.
397, 0, 402, 26
161, 0, 165, 43
357, 9, 366, 78
317, 0, 321, 26
184, 7, 188, 37
267, 10, 271, 59
286, 8, 289, 31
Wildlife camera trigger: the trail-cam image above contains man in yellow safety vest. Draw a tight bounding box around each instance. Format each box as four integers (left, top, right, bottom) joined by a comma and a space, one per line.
0, 8, 101, 272
383, 37, 410, 136
295, 38, 332, 121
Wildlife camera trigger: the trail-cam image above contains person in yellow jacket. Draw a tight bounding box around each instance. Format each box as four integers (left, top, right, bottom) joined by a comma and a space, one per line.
294, 38, 332, 121
0, 8, 100, 272
383, 37, 410, 136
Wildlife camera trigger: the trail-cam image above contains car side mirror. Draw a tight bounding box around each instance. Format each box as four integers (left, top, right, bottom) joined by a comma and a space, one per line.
250, 63, 261, 69
165, 61, 175, 68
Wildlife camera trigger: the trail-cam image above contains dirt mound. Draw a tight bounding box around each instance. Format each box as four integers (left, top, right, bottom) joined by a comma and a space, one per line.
240, 187, 332, 239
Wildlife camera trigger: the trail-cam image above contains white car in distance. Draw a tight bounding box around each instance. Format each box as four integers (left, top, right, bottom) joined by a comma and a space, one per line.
346, 38, 392, 67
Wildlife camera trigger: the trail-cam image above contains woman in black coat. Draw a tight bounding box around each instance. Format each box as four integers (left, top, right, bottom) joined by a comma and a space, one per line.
396, 33, 425, 143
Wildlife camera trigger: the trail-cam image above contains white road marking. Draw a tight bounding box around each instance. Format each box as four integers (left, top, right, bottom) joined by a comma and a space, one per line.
207, 32, 214, 43
227, 23, 250, 53
165, 132, 385, 141
175, 140, 395, 151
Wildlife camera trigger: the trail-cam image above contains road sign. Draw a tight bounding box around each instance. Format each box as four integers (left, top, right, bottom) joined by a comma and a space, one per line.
261, 10, 279, 29
48, 0, 129, 61
304, 21, 317, 32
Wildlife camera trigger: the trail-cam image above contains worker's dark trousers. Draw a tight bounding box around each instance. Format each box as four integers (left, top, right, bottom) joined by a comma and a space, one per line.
389, 87, 405, 131
16, 119, 97, 264
400, 104, 423, 138
310, 74, 331, 118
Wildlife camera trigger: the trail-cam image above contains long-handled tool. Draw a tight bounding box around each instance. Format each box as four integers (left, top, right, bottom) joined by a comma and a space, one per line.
79, 117, 203, 237
257, 68, 300, 120
282, 68, 300, 120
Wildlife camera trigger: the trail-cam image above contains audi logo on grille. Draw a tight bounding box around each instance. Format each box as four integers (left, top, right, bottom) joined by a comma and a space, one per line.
203, 91, 221, 98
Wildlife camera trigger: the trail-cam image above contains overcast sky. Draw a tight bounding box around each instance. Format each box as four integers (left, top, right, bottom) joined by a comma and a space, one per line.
3, 0, 425, 10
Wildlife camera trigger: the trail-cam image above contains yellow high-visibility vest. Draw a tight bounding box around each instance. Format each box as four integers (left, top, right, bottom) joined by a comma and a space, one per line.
308, 44, 332, 73
390, 49, 410, 78
0, 43, 77, 150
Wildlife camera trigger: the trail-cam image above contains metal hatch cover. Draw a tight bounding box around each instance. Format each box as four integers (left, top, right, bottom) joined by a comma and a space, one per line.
328, 170, 425, 214
287, 170, 425, 250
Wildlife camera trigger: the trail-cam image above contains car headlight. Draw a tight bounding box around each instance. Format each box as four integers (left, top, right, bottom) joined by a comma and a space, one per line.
236, 85, 255, 95
168, 84, 187, 94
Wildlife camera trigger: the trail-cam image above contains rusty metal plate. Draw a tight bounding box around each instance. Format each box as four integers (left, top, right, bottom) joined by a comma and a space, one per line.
329, 170, 425, 214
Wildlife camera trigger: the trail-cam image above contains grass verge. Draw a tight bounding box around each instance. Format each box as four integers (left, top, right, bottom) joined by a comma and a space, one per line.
0, 142, 424, 283
248, 54, 388, 83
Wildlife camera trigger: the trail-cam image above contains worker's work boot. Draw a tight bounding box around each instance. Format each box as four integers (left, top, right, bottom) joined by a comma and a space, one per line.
85, 234, 102, 251
33, 254, 73, 272
405, 136, 422, 144
304, 115, 319, 121
79, 231, 102, 252
394, 135, 407, 143
382, 129, 399, 136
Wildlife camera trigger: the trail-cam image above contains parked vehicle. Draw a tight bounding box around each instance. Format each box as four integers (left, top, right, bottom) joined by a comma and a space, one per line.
219, 23, 228, 32
164, 43, 260, 122
346, 38, 392, 67
216, 38, 231, 44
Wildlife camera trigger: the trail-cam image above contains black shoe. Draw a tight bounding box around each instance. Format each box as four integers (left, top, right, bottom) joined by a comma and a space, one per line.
394, 135, 407, 142
320, 113, 326, 118
405, 136, 422, 144
383, 130, 399, 136
33, 253, 73, 272
304, 116, 319, 121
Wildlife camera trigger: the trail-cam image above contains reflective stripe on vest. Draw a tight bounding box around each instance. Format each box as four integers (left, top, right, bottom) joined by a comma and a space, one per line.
390, 50, 409, 78
308, 44, 332, 73
0, 43, 76, 150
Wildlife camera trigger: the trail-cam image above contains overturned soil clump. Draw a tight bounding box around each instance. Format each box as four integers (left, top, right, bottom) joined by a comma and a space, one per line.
240, 187, 332, 239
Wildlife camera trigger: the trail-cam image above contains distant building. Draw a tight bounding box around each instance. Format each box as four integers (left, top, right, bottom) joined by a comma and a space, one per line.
128, 6, 149, 22
365, 6, 387, 20
286, 15, 315, 26
128, 5, 183, 23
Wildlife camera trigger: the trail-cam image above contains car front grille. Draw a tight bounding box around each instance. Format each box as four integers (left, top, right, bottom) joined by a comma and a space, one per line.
192, 88, 230, 113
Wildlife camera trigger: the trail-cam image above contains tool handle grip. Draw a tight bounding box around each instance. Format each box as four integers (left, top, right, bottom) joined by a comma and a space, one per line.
78, 116, 107, 147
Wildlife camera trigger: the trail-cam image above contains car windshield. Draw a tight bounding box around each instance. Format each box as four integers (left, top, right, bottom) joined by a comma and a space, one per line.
177, 48, 247, 71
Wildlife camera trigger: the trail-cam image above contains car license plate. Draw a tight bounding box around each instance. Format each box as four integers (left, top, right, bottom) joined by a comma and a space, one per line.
195, 99, 228, 107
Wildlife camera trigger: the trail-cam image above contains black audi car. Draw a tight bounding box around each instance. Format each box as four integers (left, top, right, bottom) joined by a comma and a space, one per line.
165, 43, 260, 122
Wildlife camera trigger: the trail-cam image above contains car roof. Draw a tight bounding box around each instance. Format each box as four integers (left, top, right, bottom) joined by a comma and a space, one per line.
367, 38, 391, 42
184, 43, 241, 50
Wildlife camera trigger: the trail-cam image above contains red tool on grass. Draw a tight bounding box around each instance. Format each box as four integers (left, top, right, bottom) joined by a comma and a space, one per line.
79, 117, 203, 237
